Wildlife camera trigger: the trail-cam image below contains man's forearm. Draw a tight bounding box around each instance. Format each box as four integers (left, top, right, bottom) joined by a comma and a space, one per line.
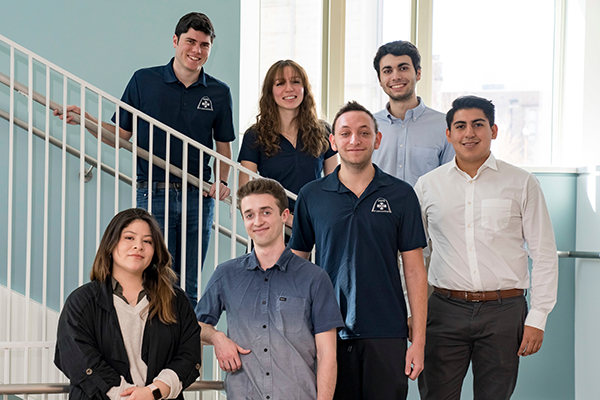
199, 321, 223, 345
402, 249, 428, 345
316, 329, 337, 400
214, 141, 232, 183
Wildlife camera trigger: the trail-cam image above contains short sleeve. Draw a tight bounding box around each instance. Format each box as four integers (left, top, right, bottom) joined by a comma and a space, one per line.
237, 128, 262, 164
111, 72, 140, 132
310, 269, 344, 334
289, 188, 316, 252
195, 267, 225, 326
397, 186, 427, 252
213, 87, 236, 143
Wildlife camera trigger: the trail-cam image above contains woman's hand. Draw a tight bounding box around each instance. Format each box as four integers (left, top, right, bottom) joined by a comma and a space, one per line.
119, 386, 153, 400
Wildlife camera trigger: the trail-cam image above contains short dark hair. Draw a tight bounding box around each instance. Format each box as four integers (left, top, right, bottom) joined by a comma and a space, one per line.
332, 101, 379, 136
237, 178, 289, 214
175, 12, 215, 42
446, 96, 496, 129
373, 40, 421, 80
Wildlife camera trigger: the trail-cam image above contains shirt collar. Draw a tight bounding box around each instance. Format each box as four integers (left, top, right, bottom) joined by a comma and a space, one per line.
245, 247, 295, 272
385, 96, 426, 122
448, 152, 499, 178
322, 164, 394, 193
111, 276, 147, 304
164, 58, 207, 87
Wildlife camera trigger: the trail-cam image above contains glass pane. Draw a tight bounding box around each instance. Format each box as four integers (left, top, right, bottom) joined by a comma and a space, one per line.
431, 0, 555, 166
344, 0, 412, 113
260, 0, 324, 113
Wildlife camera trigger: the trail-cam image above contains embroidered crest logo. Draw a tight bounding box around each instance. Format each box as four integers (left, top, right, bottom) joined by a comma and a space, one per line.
372, 197, 392, 213
197, 96, 213, 111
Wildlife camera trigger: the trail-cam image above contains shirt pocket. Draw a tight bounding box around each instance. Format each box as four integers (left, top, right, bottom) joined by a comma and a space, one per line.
275, 296, 307, 334
481, 199, 512, 231
410, 146, 439, 177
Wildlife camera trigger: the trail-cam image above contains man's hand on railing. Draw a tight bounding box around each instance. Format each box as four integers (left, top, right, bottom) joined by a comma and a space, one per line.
205, 181, 231, 201
53, 105, 89, 125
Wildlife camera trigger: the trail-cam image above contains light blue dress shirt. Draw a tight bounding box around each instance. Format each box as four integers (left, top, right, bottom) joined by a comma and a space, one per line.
372, 98, 454, 186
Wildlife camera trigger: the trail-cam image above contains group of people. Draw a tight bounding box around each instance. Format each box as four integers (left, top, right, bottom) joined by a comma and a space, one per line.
53, 11, 559, 400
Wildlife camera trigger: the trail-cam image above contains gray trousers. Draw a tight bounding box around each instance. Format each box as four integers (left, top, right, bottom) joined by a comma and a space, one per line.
418, 292, 527, 400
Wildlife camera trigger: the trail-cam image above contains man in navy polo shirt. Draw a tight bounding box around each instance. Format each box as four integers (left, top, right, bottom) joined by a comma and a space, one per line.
196, 178, 343, 400
54, 12, 235, 307
290, 101, 428, 400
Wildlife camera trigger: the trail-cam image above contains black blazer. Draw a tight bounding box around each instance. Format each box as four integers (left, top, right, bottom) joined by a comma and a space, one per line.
54, 279, 201, 400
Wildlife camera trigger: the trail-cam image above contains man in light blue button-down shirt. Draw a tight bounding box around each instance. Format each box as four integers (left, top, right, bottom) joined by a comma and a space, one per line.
372, 41, 454, 187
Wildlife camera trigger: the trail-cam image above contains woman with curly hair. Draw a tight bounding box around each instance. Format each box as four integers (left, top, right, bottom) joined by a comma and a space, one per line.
238, 60, 338, 215
55, 208, 201, 400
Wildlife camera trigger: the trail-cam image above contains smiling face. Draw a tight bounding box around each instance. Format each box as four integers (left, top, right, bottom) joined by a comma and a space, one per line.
111, 219, 154, 279
172, 28, 212, 76
446, 108, 498, 176
241, 193, 289, 252
378, 54, 421, 102
330, 110, 381, 170
272, 66, 305, 113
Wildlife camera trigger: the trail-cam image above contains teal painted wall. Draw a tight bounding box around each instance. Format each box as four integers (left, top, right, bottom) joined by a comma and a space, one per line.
407, 172, 577, 400
0, 1, 241, 310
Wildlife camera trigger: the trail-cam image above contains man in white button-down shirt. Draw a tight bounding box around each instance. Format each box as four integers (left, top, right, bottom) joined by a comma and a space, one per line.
414, 96, 558, 400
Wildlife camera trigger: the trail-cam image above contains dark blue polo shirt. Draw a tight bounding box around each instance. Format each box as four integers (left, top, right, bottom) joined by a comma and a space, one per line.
196, 247, 343, 400
112, 58, 235, 183
290, 165, 426, 339
237, 125, 337, 210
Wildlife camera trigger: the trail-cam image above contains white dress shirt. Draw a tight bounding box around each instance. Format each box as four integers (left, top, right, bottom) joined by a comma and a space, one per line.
414, 153, 558, 331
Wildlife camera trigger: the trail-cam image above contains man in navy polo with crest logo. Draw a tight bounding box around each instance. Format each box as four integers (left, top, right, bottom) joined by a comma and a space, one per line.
55, 12, 236, 307
290, 101, 428, 400
116, 12, 235, 308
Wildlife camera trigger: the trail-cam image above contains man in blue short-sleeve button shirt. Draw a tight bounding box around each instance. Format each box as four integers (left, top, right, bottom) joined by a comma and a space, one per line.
196, 178, 343, 400
290, 101, 428, 400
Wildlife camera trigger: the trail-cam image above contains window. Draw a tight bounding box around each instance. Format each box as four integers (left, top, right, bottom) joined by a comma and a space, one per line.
431, 0, 555, 166
239, 0, 324, 132
344, 0, 412, 113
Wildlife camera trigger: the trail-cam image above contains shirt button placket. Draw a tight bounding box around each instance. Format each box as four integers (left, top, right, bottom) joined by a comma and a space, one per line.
262, 271, 273, 399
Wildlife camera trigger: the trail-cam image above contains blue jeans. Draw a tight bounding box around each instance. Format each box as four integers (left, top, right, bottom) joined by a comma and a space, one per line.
137, 184, 214, 308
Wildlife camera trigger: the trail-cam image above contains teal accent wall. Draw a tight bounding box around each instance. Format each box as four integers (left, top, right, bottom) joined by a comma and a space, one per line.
0, 1, 241, 311
408, 172, 577, 400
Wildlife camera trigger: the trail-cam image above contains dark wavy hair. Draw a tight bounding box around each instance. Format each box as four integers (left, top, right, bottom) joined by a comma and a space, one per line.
251, 60, 329, 158
90, 208, 178, 324
373, 40, 421, 80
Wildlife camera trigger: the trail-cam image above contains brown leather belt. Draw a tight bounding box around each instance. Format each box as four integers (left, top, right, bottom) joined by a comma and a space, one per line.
433, 287, 525, 302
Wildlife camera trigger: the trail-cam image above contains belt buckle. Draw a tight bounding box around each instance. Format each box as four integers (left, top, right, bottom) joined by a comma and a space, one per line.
469, 292, 481, 302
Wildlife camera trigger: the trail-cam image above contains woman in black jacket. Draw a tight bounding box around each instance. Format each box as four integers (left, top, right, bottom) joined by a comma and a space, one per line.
55, 208, 201, 400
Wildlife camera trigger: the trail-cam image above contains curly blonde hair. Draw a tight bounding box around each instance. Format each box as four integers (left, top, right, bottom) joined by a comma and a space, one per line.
251, 60, 329, 158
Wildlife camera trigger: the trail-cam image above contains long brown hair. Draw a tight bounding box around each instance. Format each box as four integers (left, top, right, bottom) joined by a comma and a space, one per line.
252, 60, 329, 158
91, 208, 178, 324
